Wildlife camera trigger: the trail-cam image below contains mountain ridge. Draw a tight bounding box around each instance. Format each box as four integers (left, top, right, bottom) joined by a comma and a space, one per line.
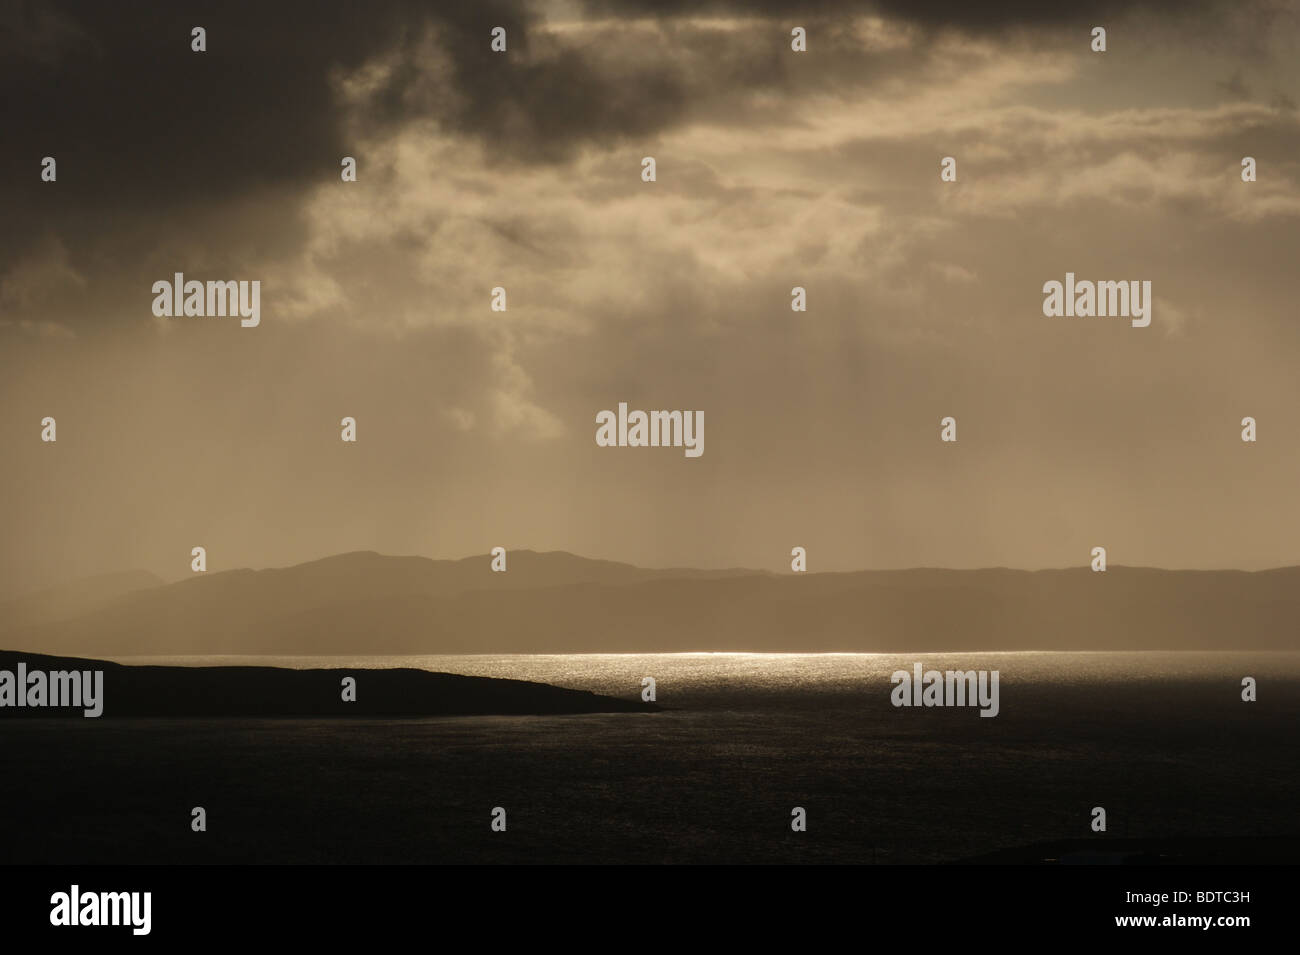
4, 551, 1300, 655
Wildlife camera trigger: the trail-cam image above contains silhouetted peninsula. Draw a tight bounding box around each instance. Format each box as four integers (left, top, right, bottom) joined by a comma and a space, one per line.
0, 650, 659, 718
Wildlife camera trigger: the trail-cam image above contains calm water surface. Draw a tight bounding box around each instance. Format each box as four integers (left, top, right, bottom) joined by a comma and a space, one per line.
2, 652, 1295, 864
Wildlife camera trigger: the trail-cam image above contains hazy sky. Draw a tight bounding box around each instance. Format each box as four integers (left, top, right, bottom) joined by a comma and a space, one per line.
3, 0, 1299, 593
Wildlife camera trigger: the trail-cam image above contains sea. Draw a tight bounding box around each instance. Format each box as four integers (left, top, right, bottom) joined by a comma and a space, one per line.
1, 651, 1296, 864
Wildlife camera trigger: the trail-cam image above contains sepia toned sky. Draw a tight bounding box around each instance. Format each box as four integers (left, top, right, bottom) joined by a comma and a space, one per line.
2, 0, 1299, 594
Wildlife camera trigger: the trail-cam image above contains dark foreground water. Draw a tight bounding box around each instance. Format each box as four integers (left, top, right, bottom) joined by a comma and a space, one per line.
2, 652, 1296, 864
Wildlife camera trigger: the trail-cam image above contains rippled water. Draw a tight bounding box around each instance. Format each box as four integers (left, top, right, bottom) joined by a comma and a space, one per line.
114, 649, 1300, 709
117, 648, 1300, 682
4, 652, 1296, 864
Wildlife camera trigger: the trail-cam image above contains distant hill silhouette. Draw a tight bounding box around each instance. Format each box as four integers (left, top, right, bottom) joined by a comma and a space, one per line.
0, 569, 164, 629
0, 649, 658, 717
3, 551, 1299, 655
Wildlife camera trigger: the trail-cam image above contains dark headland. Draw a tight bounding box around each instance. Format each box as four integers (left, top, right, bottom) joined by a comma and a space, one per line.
0, 650, 659, 718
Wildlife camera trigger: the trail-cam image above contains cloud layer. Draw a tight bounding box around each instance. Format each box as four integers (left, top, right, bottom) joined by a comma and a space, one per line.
2, 0, 1299, 591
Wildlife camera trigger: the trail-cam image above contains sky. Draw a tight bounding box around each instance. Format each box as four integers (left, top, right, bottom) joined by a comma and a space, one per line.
2, 0, 1299, 593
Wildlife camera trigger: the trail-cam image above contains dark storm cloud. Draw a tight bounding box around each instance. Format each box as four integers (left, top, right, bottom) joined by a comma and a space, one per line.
0, 0, 692, 215
0, 0, 420, 323
1, 0, 1249, 250
359, 30, 690, 164
2, 0, 1290, 336
2, 1, 410, 210
0, 0, 691, 326
0, 0, 1281, 222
